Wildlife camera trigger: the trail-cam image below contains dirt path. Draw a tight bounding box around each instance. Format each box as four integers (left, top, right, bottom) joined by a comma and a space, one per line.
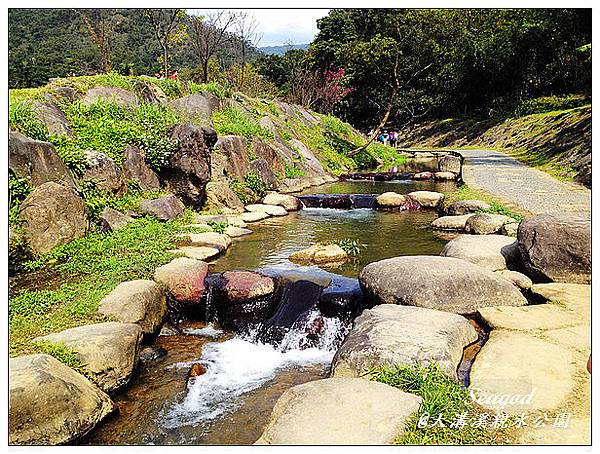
456, 149, 590, 218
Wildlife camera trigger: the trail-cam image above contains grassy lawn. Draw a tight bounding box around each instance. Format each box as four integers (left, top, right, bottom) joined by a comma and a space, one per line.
444, 184, 526, 222
9, 212, 209, 357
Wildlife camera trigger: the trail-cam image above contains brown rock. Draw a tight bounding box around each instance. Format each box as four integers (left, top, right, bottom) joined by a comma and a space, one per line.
123, 144, 160, 191
153, 257, 209, 304
249, 158, 278, 190
83, 150, 127, 195
188, 363, 207, 377
221, 271, 275, 301
139, 194, 185, 220
214, 135, 250, 180
99, 206, 134, 232
204, 181, 245, 212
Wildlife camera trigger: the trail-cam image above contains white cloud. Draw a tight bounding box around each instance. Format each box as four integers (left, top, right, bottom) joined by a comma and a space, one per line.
189, 9, 329, 47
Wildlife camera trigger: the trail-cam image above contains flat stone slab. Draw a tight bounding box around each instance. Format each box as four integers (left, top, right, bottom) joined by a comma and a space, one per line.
34, 322, 142, 393
441, 234, 518, 271
169, 246, 221, 261
255, 377, 422, 445
225, 215, 247, 227
541, 324, 590, 353
431, 214, 474, 230
469, 331, 575, 414
99, 280, 166, 336
225, 226, 253, 238
246, 203, 288, 216
477, 305, 583, 332
174, 232, 232, 251
9, 354, 115, 445
241, 211, 270, 222
531, 283, 590, 318
289, 244, 348, 265
407, 190, 444, 208
331, 305, 478, 380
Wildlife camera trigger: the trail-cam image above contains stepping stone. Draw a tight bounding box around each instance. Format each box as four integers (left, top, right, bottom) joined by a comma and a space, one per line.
34, 322, 142, 393
246, 203, 288, 216
407, 190, 444, 208
447, 200, 490, 215
169, 246, 221, 261
477, 305, 583, 331
465, 213, 512, 235
469, 331, 575, 414
431, 214, 474, 230
331, 305, 478, 380
192, 213, 227, 223
440, 234, 518, 271
224, 226, 253, 238
174, 232, 232, 251
531, 283, 590, 318
225, 215, 247, 228
241, 211, 270, 222
255, 377, 422, 445
153, 257, 209, 305
263, 192, 300, 211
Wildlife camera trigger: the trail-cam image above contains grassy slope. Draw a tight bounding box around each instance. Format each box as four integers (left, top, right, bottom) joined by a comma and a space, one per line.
398, 104, 591, 185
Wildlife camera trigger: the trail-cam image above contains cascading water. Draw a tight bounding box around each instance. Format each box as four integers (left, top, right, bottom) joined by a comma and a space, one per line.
160, 307, 351, 430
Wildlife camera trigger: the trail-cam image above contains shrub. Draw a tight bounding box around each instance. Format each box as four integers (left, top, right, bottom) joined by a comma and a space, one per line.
212, 107, 273, 142
336, 238, 363, 256
244, 171, 268, 198
9, 101, 49, 141
514, 94, 590, 117
284, 163, 305, 178
207, 220, 228, 234
9, 173, 33, 225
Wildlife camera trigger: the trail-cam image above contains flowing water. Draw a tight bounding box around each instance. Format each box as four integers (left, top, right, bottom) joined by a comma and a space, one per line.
84, 177, 459, 445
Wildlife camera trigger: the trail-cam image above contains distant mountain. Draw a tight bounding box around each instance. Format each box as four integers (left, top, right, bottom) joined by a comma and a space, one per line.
259, 44, 309, 56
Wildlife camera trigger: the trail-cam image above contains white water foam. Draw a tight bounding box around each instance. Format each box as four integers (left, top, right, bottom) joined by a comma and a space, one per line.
160, 310, 349, 428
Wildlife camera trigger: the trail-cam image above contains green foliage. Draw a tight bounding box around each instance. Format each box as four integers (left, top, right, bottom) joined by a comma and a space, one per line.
31, 340, 89, 376
9, 101, 49, 141
212, 107, 273, 142
480, 202, 524, 223
9, 87, 47, 104
446, 184, 524, 222
51, 100, 180, 172
229, 179, 248, 204
52, 72, 134, 93
513, 94, 590, 117
207, 220, 228, 234
191, 81, 232, 100
336, 238, 363, 256
285, 163, 305, 178
9, 173, 33, 225
371, 363, 511, 444
244, 172, 268, 198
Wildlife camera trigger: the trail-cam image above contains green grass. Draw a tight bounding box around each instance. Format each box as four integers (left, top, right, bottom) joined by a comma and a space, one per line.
9, 101, 49, 141
212, 107, 273, 142
371, 364, 514, 445
31, 340, 90, 377
444, 184, 524, 222
50, 72, 134, 93
9, 213, 201, 356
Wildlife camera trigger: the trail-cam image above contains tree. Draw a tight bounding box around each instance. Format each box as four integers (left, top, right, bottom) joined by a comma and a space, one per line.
144, 9, 187, 78
234, 12, 261, 87
82, 9, 117, 73
188, 11, 238, 83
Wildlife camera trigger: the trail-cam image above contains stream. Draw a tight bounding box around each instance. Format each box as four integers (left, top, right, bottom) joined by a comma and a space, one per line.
83, 172, 462, 445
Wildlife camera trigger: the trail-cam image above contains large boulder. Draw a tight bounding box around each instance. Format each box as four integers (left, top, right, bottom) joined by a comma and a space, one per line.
495, 270, 533, 290
465, 213, 512, 235
263, 192, 300, 211
99, 206, 134, 232
82, 86, 138, 107
359, 256, 528, 314
252, 137, 286, 175
438, 154, 462, 174
376, 192, 406, 208
83, 150, 127, 195
517, 214, 591, 284
9, 132, 75, 187
255, 378, 422, 445
98, 280, 166, 336
9, 354, 115, 445
153, 257, 209, 305
214, 271, 277, 330
447, 200, 490, 215
213, 135, 250, 181
163, 124, 216, 206
168, 93, 220, 126
440, 234, 519, 271
31, 100, 72, 136
139, 194, 185, 220
289, 244, 348, 265
332, 305, 478, 380
204, 181, 245, 213
34, 322, 142, 393
407, 190, 444, 208
19, 182, 88, 255
249, 158, 278, 190
122, 144, 161, 191
431, 214, 474, 230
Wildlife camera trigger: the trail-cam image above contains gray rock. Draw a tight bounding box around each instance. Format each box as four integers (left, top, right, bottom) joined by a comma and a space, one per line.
139, 194, 185, 220
168, 93, 220, 126
465, 213, 512, 234
9, 354, 115, 445
163, 124, 216, 207
359, 255, 528, 314
249, 158, 278, 190
278, 178, 305, 193
31, 101, 72, 136
495, 270, 533, 290
9, 132, 75, 187
246, 203, 288, 216
255, 377, 422, 445
331, 305, 478, 380
438, 154, 462, 174
122, 144, 160, 191
252, 137, 286, 176
407, 190, 444, 208
99, 280, 166, 336
35, 322, 142, 393
447, 199, 491, 215
517, 214, 591, 284
501, 222, 519, 237
214, 135, 250, 181
99, 206, 134, 232
441, 234, 519, 271
204, 181, 245, 212
19, 182, 88, 255
82, 86, 138, 107
83, 150, 127, 195
44, 86, 77, 103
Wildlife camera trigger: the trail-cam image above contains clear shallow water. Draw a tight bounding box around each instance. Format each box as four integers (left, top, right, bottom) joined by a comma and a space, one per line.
84, 178, 457, 445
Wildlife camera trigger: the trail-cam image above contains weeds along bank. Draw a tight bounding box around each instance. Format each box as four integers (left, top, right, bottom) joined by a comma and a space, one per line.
8, 73, 402, 355
397, 98, 591, 187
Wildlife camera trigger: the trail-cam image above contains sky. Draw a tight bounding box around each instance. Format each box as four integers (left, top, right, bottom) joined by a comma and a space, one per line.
188, 9, 330, 47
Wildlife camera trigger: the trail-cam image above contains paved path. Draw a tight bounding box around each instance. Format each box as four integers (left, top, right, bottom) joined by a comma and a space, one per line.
456, 149, 591, 218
